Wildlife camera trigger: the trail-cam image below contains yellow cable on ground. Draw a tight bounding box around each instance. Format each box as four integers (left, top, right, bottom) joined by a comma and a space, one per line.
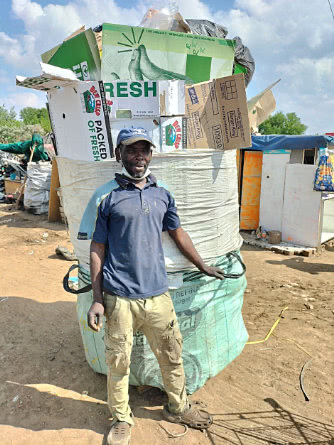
246, 306, 289, 345
277, 336, 312, 357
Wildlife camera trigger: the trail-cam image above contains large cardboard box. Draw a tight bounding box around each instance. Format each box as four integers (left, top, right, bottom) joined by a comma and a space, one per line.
48, 80, 113, 161
185, 74, 251, 150
101, 23, 235, 83
104, 80, 185, 119
41, 28, 101, 81
17, 64, 113, 161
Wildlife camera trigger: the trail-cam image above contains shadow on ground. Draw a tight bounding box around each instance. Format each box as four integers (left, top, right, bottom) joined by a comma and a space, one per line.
266, 257, 334, 275
0, 296, 170, 438
206, 398, 334, 445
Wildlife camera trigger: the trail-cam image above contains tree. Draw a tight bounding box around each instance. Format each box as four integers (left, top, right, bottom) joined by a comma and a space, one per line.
0, 104, 46, 143
258, 112, 307, 135
0, 105, 19, 127
20, 107, 51, 133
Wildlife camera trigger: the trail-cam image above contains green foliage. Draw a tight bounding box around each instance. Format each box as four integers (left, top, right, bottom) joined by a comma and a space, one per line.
0, 104, 49, 143
20, 107, 51, 133
0, 105, 19, 127
258, 112, 307, 135
0, 124, 45, 144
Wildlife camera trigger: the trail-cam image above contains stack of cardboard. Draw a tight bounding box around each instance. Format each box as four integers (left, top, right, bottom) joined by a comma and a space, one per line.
15, 22, 259, 392
17, 23, 254, 160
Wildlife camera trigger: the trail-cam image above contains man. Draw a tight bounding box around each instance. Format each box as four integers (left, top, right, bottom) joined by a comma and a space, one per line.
0, 133, 49, 163
82, 127, 225, 445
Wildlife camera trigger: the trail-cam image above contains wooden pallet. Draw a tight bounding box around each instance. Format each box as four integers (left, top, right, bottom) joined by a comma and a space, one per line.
241, 233, 317, 257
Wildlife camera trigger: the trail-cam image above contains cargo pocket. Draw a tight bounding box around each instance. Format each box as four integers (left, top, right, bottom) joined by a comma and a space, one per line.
160, 331, 183, 366
104, 294, 119, 320
105, 333, 132, 374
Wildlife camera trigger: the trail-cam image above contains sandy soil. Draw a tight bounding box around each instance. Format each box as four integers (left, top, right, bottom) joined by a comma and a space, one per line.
0, 204, 333, 445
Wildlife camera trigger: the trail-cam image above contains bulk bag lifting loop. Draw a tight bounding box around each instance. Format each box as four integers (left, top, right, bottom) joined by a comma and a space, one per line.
62, 251, 246, 295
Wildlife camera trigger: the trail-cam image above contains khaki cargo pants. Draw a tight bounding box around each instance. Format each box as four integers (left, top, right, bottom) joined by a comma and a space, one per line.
104, 291, 188, 426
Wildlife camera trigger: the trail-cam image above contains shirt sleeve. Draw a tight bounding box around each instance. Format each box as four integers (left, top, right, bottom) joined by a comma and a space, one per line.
77, 190, 102, 240
92, 198, 109, 244
77, 179, 118, 240
162, 190, 181, 232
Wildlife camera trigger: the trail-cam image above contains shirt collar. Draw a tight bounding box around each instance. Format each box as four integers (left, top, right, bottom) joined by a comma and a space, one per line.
115, 173, 157, 189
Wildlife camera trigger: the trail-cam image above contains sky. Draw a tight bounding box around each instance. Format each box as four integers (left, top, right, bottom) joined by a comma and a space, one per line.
0, 0, 334, 134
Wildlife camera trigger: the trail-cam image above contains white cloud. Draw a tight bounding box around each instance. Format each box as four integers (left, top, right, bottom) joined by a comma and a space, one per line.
0, 90, 47, 117
216, 0, 334, 133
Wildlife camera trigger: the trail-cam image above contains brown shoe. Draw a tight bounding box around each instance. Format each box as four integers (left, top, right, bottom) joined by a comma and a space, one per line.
162, 402, 213, 430
107, 421, 131, 445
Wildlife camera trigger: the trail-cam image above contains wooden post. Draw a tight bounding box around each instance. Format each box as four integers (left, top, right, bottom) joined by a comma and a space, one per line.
48, 158, 61, 222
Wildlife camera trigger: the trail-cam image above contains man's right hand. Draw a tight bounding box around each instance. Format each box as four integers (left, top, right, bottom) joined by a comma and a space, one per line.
87, 301, 104, 332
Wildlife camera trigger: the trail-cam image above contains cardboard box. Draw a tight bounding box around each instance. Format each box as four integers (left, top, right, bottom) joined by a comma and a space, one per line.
4, 179, 22, 195
185, 74, 251, 150
104, 80, 185, 119
16, 64, 114, 161
41, 28, 101, 81
48, 80, 113, 161
110, 119, 161, 151
161, 117, 187, 152
101, 23, 235, 83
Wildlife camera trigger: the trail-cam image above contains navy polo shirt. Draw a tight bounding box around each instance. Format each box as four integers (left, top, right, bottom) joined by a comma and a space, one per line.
90, 174, 180, 299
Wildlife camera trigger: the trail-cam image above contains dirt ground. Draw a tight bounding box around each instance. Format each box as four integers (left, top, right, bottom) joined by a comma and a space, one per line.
0, 204, 333, 445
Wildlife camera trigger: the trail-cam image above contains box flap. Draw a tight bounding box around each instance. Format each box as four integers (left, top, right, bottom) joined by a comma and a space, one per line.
16, 63, 79, 91
247, 79, 280, 130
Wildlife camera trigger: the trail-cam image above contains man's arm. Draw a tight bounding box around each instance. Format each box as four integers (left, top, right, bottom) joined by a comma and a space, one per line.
168, 227, 225, 280
87, 240, 105, 331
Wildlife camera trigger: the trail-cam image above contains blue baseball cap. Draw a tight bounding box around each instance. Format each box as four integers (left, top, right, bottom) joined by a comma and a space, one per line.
116, 126, 155, 148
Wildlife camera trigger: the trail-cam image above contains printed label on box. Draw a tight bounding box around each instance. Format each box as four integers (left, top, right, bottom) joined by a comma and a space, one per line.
161, 117, 187, 152
185, 74, 251, 150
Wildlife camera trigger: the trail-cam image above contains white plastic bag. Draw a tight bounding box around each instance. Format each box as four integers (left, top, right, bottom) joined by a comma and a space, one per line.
139, 1, 190, 33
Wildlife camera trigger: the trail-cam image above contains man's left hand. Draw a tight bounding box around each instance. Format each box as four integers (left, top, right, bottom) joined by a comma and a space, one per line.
200, 265, 225, 280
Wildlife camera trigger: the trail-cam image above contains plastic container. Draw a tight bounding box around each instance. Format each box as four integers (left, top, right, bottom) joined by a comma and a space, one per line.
268, 230, 281, 244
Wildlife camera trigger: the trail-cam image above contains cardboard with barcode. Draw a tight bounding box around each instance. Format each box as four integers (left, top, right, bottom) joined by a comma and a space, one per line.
185, 73, 251, 150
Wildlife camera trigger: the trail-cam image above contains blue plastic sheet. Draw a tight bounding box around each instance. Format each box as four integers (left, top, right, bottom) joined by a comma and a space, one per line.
246, 135, 328, 151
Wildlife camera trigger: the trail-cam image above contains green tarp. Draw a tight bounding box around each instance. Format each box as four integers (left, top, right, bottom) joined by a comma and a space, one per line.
0, 134, 49, 162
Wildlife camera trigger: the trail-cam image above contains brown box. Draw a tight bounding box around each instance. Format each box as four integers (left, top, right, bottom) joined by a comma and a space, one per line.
4, 179, 22, 195
185, 73, 251, 150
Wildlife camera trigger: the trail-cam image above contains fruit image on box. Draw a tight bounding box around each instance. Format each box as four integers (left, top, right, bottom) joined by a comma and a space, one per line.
161, 117, 187, 152
101, 24, 235, 83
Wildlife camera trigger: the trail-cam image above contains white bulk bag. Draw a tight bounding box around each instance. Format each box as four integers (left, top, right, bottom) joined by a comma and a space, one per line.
57, 150, 242, 271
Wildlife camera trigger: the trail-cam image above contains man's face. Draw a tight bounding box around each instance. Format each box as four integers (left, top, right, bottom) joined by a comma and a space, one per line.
120, 141, 152, 178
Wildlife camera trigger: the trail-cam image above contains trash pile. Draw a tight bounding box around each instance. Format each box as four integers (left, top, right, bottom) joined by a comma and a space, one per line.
0, 135, 51, 212
16, 4, 258, 393
0, 152, 26, 204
